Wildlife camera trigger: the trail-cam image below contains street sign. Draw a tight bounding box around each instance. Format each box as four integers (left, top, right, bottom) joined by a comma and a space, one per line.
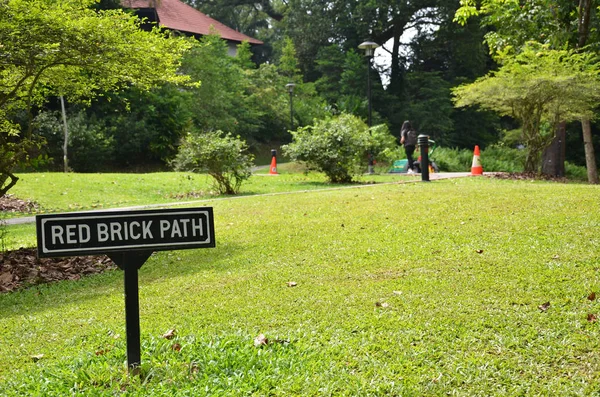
35, 207, 216, 371
36, 207, 215, 258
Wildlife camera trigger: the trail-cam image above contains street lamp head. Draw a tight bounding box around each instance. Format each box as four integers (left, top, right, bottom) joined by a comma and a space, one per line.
286, 83, 296, 93
358, 41, 379, 57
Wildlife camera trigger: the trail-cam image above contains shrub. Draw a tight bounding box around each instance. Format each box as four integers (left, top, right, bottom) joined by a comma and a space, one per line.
432, 145, 527, 172
172, 131, 254, 195
283, 114, 395, 183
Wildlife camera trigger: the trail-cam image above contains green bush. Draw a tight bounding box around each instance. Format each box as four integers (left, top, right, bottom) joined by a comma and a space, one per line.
283, 114, 396, 183
172, 131, 254, 195
432, 145, 527, 172
565, 162, 588, 180
431, 147, 473, 172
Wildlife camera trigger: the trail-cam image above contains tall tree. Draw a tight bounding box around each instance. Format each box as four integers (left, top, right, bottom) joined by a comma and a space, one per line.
0, 0, 192, 195
453, 44, 600, 172
455, 0, 599, 182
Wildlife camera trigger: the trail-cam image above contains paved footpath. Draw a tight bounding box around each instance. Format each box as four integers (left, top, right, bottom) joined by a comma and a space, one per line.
5, 172, 476, 226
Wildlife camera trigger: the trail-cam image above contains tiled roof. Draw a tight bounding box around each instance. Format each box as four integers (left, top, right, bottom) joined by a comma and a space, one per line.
122, 0, 263, 44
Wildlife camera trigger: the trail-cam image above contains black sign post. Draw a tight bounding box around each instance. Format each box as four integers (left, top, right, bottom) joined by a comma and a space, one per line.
36, 207, 215, 370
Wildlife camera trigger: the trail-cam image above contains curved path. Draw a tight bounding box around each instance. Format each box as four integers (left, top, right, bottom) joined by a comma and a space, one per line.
5, 172, 476, 226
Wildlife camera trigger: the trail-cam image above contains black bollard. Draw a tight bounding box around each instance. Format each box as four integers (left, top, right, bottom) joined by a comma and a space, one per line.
418, 134, 430, 182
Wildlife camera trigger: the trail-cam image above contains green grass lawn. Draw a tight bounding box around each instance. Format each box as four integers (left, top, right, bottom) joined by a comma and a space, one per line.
1, 175, 599, 395
5, 164, 417, 218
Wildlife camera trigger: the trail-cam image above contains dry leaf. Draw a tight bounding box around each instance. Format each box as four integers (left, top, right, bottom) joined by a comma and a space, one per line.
393, 291, 402, 296
587, 313, 597, 322
162, 329, 176, 340
538, 302, 551, 312
286, 281, 297, 287
0, 272, 13, 284
30, 354, 44, 362
475, 249, 484, 254
171, 343, 182, 352
95, 349, 109, 356
588, 292, 596, 301
254, 334, 268, 347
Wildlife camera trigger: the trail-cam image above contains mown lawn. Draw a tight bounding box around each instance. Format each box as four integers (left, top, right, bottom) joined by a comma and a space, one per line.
0, 175, 599, 396
5, 164, 416, 217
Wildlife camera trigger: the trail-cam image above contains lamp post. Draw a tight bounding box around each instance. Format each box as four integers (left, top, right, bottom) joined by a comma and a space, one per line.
286, 83, 296, 131
358, 40, 379, 174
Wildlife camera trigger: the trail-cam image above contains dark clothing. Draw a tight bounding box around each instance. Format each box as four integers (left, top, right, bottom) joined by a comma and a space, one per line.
401, 127, 418, 147
400, 121, 417, 171
405, 144, 416, 171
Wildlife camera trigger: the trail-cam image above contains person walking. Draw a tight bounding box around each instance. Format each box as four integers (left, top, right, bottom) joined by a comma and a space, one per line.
400, 120, 417, 173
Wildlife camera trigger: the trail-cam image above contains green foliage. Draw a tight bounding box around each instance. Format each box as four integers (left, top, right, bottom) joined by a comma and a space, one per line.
0, 0, 192, 195
278, 37, 301, 78
402, 72, 454, 139
453, 43, 600, 172
283, 114, 395, 183
172, 131, 254, 195
182, 34, 259, 137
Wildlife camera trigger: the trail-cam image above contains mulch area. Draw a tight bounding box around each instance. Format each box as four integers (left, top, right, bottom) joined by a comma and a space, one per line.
0, 248, 115, 293
0, 195, 115, 293
491, 172, 569, 183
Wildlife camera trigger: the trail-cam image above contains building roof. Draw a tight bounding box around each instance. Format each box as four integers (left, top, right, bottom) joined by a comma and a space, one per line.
122, 0, 263, 45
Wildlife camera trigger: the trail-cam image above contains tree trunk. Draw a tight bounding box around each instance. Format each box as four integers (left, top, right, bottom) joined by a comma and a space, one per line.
541, 122, 566, 177
387, 22, 404, 97
582, 118, 599, 184
577, 0, 597, 183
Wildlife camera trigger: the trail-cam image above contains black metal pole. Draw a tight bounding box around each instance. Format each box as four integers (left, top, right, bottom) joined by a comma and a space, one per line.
367, 55, 372, 127
289, 91, 294, 131
124, 264, 141, 369
418, 134, 430, 182
109, 251, 152, 372
367, 55, 374, 174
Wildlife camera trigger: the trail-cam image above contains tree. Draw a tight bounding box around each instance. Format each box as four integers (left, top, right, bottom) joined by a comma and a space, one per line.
0, 0, 192, 195
453, 44, 600, 172
455, 0, 600, 182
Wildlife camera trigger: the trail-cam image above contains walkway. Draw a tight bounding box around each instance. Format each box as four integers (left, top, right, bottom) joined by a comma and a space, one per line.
5, 172, 476, 226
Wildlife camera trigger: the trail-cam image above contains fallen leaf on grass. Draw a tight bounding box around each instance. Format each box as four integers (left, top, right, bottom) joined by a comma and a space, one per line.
95, 349, 109, 356
254, 334, 268, 347
162, 329, 176, 340
286, 281, 297, 287
171, 343, 182, 352
475, 249, 484, 254
375, 302, 389, 308
538, 302, 551, 312
587, 313, 597, 322
588, 292, 596, 301
30, 354, 44, 362
393, 291, 402, 296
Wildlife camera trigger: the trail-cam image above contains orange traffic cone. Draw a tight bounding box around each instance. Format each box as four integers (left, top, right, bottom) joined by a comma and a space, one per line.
471, 145, 483, 175
269, 150, 278, 175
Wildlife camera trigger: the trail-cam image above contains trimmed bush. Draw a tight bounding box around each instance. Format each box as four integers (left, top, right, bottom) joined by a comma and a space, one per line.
172, 131, 254, 195
283, 114, 395, 183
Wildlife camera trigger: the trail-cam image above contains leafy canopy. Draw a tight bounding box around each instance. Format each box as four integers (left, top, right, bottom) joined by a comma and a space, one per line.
453, 43, 600, 171
0, 0, 193, 195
